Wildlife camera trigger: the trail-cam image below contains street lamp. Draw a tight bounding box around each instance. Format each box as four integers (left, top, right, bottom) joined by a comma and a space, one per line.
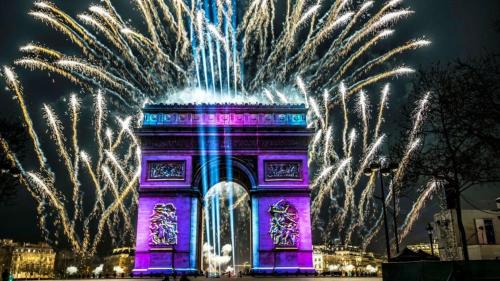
364, 160, 398, 260
385, 162, 400, 255
426, 223, 435, 256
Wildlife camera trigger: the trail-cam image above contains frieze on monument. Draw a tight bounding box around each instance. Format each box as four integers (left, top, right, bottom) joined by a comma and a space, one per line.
141, 103, 307, 127
148, 161, 186, 180
264, 161, 302, 181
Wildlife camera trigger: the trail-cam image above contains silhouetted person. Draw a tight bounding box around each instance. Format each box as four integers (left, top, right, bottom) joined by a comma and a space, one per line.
2, 269, 9, 281
179, 274, 190, 281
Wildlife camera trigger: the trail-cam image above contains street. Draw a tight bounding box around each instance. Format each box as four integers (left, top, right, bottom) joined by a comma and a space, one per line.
52, 276, 382, 281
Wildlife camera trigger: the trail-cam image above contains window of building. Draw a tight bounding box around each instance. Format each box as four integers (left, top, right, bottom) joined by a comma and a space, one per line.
484, 219, 496, 244
475, 218, 496, 244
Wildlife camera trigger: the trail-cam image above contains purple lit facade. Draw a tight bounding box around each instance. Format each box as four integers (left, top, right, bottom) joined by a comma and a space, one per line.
133, 104, 314, 275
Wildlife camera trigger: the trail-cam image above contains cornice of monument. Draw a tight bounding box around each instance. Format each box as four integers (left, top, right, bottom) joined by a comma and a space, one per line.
141, 103, 310, 128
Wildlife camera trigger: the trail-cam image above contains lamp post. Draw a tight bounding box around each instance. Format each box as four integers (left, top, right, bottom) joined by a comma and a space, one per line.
426, 223, 434, 256
364, 161, 398, 260
385, 162, 400, 254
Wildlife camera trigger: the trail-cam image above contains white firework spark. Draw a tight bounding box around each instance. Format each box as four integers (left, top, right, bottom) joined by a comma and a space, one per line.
1, 68, 140, 258
1, 0, 433, 253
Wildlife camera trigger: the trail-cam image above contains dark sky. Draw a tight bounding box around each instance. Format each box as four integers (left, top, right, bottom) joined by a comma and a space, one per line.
0, 0, 499, 253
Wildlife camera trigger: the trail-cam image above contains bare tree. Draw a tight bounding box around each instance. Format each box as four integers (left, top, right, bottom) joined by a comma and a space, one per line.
398, 53, 500, 261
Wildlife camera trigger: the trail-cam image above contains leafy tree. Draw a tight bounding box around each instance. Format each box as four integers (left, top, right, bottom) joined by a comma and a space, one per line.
399, 53, 500, 261
0, 118, 27, 203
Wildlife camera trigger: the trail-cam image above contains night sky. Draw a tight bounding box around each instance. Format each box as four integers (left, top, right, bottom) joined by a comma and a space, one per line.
0, 0, 499, 254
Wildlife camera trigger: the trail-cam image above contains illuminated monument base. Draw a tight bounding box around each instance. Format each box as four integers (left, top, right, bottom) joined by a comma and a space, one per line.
132, 104, 314, 275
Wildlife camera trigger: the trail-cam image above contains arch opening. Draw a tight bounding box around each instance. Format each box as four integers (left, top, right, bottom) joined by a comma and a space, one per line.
202, 181, 251, 277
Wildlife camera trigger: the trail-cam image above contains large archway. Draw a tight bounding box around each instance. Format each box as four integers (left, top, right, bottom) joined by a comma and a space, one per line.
132, 104, 314, 275
202, 181, 250, 276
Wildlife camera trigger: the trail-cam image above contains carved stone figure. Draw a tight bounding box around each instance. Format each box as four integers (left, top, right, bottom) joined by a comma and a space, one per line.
149, 203, 178, 246
268, 200, 299, 247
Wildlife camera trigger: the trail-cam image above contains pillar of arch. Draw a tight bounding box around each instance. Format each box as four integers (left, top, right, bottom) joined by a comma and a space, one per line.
132, 103, 314, 275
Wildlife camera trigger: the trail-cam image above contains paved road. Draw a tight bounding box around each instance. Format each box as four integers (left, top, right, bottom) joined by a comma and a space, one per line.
54, 277, 382, 281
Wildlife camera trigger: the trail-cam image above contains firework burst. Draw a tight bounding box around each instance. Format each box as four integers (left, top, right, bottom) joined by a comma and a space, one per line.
2, 0, 434, 253
309, 84, 431, 247
0, 68, 140, 259
14, 0, 427, 105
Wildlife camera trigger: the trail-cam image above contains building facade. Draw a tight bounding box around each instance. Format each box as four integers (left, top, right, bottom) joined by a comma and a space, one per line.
434, 208, 500, 260
312, 245, 381, 276
103, 247, 135, 276
406, 243, 439, 257
54, 250, 79, 278
312, 247, 324, 272
0, 239, 55, 279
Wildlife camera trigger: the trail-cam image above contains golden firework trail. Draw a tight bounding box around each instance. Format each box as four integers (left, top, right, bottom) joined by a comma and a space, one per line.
102, 165, 133, 234
389, 92, 430, 193
105, 149, 130, 182
69, 95, 81, 224
90, 170, 140, 256
358, 92, 429, 249
94, 91, 106, 177
398, 179, 440, 242
348, 66, 415, 95
1, 68, 139, 258
43, 103, 82, 225
374, 84, 390, 140
311, 157, 351, 218
26, 172, 82, 254
42, 104, 76, 181
309, 97, 324, 128
347, 128, 356, 158
308, 77, 430, 244
296, 76, 309, 106
4, 0, 433, 250
357, 173, 377, 225
14, 58, 84, 86
323, 126, 333, 164
339, 82, 349, 153
28, 11, 86, 50
357, 90, 369, 151
80, 151, 106, 216
3, 67, 49, 172
15, 0, 426, 101
20, 43, 63, 59
337, 135, 385, 233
